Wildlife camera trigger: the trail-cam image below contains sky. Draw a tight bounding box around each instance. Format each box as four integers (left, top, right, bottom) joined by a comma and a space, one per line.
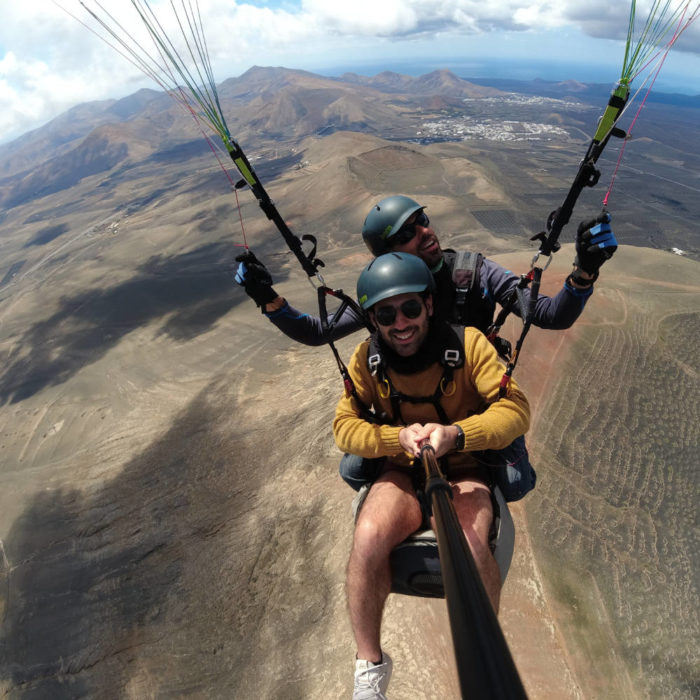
1, 0, 699, 144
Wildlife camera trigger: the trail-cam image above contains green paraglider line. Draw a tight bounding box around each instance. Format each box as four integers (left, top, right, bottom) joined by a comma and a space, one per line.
604, 3, 697, 207
64, 0, 325, 279
487, 0, 698, 393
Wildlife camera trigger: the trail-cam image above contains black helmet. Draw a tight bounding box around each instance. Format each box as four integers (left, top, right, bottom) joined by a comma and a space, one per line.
361, 195, 425, 255
357, 252, 435, 310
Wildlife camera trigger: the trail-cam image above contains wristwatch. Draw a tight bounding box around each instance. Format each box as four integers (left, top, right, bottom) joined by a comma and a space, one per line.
453, 424, 465, 451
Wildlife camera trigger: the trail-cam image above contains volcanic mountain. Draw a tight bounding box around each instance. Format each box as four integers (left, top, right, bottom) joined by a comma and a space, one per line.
0, 66, 698, 698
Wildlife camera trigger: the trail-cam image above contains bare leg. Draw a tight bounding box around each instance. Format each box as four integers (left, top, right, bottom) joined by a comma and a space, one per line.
449, 479, 502, 613
346, 470, 422, 661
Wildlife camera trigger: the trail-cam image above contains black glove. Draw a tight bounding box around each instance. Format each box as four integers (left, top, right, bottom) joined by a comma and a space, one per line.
575, 212, 618, 275
233, 250, 279, 307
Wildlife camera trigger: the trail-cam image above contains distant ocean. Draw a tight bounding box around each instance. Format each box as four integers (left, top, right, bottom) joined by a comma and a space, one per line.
315, 57, 700, 97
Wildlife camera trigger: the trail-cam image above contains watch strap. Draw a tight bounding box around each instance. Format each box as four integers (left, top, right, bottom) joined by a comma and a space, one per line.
453, 424, 465, 451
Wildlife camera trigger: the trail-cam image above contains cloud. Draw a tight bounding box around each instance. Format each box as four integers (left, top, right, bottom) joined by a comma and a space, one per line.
302, 0, 699, 43
1, 0, 699, 143
302, 0, 420, 36
0, 2, 152, 140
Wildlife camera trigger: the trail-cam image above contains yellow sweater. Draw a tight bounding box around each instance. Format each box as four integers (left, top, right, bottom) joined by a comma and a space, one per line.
333, 327, 530, 471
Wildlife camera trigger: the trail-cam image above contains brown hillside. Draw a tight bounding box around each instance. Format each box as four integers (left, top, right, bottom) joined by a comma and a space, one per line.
0, 70, 698, 697
1, 216, 696, 698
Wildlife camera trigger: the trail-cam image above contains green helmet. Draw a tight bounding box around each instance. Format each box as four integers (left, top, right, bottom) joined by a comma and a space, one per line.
357, 252, 435, 310
361, 195, 425, 255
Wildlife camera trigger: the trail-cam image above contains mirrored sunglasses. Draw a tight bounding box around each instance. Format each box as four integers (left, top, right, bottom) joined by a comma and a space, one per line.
373, 298, 424, 326
389, 212, 430, 247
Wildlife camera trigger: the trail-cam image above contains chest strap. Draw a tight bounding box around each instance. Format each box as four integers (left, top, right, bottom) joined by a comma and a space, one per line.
367, 327, 464, 425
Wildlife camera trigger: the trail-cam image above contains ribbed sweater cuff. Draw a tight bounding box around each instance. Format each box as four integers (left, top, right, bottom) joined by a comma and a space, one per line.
459, 420, 488, 452
379, 426, 403, 454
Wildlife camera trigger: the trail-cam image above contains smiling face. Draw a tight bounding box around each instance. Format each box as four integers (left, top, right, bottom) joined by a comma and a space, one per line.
370, 292, 433, 357
388, 211, 443, 267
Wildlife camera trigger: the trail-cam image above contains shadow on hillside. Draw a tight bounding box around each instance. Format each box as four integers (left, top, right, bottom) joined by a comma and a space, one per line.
23, 223, 70, 247
0, 241, 289, 404
2, 142, 129, 210
0, 377, 333, 697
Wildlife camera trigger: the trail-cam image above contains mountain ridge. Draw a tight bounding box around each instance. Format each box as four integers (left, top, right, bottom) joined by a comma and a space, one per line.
0, 61, 698, 698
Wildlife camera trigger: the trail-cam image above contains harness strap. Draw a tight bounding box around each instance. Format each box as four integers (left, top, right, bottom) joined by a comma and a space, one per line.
486, 270, 534, 347
496, 266, 543, 398
382, 365, 454, 425
318, 286, 377, 422
515, 285, 531, 324
367, 327, 464, 424
450, 251, 482, 325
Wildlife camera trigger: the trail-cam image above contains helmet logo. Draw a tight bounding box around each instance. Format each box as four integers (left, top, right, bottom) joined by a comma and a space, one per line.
381, 225, 393, 240
359, 293, 368, 305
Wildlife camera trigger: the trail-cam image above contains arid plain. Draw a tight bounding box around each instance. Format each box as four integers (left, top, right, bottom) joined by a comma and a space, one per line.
0, 69, 698, 698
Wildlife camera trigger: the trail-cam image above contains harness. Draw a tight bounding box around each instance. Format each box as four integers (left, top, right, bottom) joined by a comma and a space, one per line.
443, 250, 490, 330
338, 249, 508, 418
366, 325, 465, 425
444, 250, 512, 360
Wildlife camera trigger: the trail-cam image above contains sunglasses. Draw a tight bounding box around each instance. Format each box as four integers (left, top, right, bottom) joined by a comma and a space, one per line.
389, 212, 430, 247
373, 298, 424, 326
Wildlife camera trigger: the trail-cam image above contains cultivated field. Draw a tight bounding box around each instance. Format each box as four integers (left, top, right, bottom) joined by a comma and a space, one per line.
522, 249, 699, 699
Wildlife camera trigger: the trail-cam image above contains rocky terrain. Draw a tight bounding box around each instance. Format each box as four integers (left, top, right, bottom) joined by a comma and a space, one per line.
0, 67, 698, 698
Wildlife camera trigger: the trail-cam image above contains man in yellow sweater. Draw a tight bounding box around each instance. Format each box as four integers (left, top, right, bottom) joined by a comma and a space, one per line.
333, 251, 530, 699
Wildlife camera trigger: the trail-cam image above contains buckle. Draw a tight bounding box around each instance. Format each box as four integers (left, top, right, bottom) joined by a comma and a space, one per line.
444, 349, 460, 367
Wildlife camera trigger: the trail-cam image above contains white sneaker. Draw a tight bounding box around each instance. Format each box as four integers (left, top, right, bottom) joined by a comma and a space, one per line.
353, 652, 392, 699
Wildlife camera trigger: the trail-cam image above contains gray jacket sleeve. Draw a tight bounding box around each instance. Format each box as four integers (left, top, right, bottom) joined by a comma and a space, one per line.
264, 300, 365, 346
482, 258, 593, 330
